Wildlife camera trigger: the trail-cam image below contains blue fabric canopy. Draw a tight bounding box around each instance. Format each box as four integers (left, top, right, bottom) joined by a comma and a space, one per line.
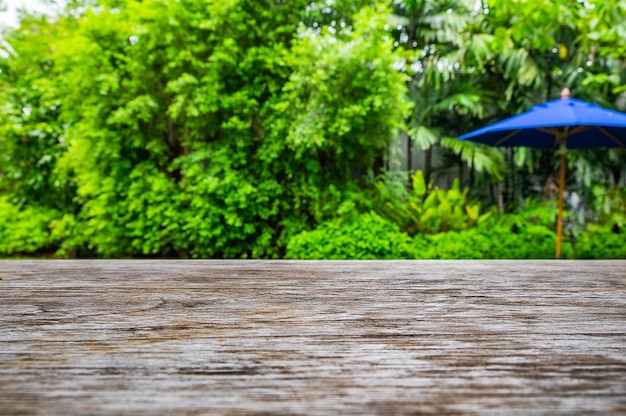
459, 92, 626, 258
460, 97, 626, 149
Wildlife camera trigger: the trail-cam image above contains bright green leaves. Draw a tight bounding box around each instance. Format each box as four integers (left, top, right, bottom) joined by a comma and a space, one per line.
375, 171, 490, 236
411, 170, 427, 197
286, 211, 416, 260
16, 0, 307, 257
483, 0, 613, 98
577, 0, 626, 60
411, 125, 439, 151
393, 0, 507, 186
174, 147, 285, 258
440, 137, 506, 180
575, 0, 626, 95
0, 196, 61, 256
0, 15, 73, 210
2, 0, 623, 260
275, 3, 410, 168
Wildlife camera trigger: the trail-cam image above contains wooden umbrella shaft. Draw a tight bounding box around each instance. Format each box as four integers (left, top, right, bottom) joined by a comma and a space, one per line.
556, 150, 566, 259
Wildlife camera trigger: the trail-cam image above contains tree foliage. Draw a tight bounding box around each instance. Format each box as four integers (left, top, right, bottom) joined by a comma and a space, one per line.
1, 0, 410, 258
0, 0, 624, 259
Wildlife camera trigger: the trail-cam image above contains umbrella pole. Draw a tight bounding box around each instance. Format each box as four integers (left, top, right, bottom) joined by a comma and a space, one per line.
556, 149, 566, 259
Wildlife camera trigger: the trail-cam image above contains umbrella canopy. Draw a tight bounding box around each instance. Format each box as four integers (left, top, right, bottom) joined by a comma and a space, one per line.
460, 92, 626, 149
459, 89, 626, 258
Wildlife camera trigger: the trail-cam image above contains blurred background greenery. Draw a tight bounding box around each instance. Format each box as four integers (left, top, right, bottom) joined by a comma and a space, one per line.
0, 0, 624, 259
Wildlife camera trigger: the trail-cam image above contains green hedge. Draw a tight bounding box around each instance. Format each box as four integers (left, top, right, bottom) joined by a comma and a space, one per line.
286, 212, 416, 259
413, 225, 573, 259
0, 197, 60, 257
286, 215, 625, 260
575, 224, 626, 259
1, 195, 622, 259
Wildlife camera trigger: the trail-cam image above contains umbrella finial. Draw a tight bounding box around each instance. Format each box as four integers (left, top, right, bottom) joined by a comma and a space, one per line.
561, 88, 571, 99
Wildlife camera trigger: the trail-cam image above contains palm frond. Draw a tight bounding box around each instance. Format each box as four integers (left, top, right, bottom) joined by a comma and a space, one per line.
411, 125, 439, 150
441, 137, 506, 180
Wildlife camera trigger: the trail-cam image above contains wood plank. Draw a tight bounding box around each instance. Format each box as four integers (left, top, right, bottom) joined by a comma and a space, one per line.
1, 260, 625, 415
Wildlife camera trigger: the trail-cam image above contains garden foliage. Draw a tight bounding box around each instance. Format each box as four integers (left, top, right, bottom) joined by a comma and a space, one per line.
286, 210, 415, 260
0, 0, 624, 259
288, 174, 579, 260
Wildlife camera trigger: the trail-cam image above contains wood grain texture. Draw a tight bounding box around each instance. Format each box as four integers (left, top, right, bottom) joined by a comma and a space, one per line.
1, 260, 625, 415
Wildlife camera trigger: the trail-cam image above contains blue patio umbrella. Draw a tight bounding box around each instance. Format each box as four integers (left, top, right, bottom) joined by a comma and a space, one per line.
460, 89, 626, 258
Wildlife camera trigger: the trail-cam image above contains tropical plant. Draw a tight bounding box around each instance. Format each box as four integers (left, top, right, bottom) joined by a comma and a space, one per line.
390, 0, 507, 187
477, 0, 626, 211
374, 170, 492, 235
0, 0, 623, 259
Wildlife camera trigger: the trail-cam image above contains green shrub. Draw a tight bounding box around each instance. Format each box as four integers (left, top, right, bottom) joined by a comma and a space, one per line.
413, 224, 573, 260
286, 211, 416, 259
0, 197, 60, 257
286, 196, 579, 260
413, 229, 492, 259
374, 171, 491, 235
575, 224, 626, 259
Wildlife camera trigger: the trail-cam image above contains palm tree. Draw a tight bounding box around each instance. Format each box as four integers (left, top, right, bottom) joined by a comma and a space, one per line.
390, 0, 506, 188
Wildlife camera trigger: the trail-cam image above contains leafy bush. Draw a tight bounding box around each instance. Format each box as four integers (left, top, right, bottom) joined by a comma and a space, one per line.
287, 210, 571, 260
575, 224, 626, 259
374, 171, 491, 235
413, 224, 572, 260
413, 229, 490, 259
0, 197, 60, 257
44, 1, 409, 259
286, 211, 416, 259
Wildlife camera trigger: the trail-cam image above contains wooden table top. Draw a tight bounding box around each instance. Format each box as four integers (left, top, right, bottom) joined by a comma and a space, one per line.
1, 260, 625, 415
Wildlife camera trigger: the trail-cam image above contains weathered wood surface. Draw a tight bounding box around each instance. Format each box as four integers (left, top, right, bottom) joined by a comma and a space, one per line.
1, 260, 625, 415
